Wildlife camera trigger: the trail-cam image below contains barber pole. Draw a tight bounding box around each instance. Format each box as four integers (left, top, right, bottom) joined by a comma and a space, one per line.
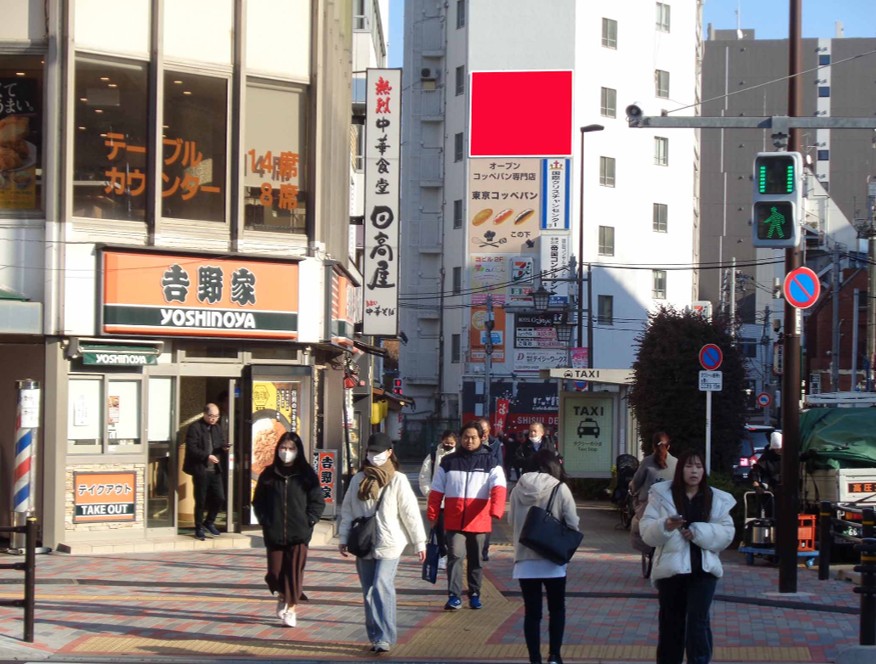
10, 380, 39, 554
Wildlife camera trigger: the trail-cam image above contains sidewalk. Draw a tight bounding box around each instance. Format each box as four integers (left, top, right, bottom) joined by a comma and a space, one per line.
0, 494, 866, 663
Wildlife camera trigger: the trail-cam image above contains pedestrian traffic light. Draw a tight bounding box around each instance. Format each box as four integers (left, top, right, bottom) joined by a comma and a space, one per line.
751, 151, 803, 248
392, 378, 402, 395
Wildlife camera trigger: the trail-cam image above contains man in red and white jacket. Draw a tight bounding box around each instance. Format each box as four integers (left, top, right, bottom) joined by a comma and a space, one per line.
427, 421, 507, 611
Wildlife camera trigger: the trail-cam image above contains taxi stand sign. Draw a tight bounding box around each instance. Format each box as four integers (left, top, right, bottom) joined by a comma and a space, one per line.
751, 151, 803, 249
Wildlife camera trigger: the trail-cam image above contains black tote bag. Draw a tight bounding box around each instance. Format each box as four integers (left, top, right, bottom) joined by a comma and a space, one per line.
518, 483, 583, 565
347, 488, 386, 558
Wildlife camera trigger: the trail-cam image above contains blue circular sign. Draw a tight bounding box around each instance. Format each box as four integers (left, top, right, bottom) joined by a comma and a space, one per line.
783, 267, 821, 309
699, 344, 723, 371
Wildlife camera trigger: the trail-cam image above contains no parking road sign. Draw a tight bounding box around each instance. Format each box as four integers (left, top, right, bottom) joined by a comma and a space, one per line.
756, 392, 773, 408
783, 266, 821, 309
699, 344, 723, 371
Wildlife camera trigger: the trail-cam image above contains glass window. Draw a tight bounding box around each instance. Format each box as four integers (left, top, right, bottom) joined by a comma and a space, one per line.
599, 156, 615, 187
68, 378, 103, 452
107, 379, 141, 448
598, 295, 613, 325
67, 376, 143, 453
453, 199, 463, 228
247, 0, 311, 79
598, 226, 614, 256
654, 136, 669, 165
73, 56, 148, 221
600, 87, 616, 118
164, 0, 233, 66
656, 3, 671, 32
454, 132, 464, 162
602, 18, 617, 49
451, 333, 461, 363
653, 203, 668, 232
354, 0, 367, 29
653, 269, 667, 299
817, 149, 830, 161
244, 80, 308, 234
162, 71, 228, 222
818, 86, 830, 98
455, 65, 465, 96
818, 54, 830, 66
0, 54, 44, 214
452, 266, 462, 293
457, 0, 466, 28
147, 377, 174, 528
656, 70, 670, 98
74, 0, 150, 56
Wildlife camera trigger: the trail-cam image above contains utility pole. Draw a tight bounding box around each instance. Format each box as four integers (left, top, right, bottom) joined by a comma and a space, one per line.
762, 305, 771, 424
729, 257, 737, 339
831, 244, 841, 390
483, 295, 495, 426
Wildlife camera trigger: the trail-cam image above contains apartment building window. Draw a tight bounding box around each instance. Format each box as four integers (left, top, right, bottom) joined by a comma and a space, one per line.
454, 132, 464, 161
353, 0, 367, 30
598, 226, 615, 256
451, 334, 461, 363
653, 203, 668, 232
655, 69, 670, 98
654, 136, 669, 166
656, 3, 671, 32
455, 65, 465, 96
597, 295, 614, 325
818, 86, 830, 98
600, 87, 617, 118
602, 18, 617, 49
456, 0, 465, 29
652, 270, 667, 299
452, 266, 462, 294
599, 156, 615, 187
453, 199, 463, 228
817, 149, 830, 161
819, 54, 831, 66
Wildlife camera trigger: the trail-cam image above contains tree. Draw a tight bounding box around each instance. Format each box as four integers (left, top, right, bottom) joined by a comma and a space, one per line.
627, 306, 748, 472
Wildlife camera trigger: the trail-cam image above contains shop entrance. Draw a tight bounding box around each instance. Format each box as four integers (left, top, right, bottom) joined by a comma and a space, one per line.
176, 376, 240, 534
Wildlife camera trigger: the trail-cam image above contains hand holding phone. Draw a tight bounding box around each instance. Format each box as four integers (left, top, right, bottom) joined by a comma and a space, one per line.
666, 514, 685, 530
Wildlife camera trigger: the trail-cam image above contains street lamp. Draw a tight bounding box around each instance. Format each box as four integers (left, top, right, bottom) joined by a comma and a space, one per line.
578, 124, 604, 371
532, 284, 552, 312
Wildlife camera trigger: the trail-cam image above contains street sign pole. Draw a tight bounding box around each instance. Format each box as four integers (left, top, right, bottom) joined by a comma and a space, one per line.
705, 390, 712, 475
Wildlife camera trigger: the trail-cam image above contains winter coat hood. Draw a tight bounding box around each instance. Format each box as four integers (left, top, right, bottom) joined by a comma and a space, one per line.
513, 471, 561, 506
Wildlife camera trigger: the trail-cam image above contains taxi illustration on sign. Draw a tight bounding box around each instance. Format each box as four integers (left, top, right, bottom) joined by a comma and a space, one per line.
577, 417, 600, 439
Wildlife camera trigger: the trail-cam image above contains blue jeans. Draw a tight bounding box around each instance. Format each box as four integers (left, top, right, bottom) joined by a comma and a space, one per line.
355, 556, 400, 648
655, 573, 718, 664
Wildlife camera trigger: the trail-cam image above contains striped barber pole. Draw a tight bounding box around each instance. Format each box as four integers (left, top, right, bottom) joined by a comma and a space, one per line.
13, 380, 40, 514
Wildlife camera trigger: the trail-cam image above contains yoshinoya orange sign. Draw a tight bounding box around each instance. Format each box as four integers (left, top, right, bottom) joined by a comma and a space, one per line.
73, 471, 136, 523
100, 249, 299, 339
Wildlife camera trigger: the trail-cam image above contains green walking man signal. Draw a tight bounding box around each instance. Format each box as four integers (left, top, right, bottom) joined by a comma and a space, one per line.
751, 152, 802, 248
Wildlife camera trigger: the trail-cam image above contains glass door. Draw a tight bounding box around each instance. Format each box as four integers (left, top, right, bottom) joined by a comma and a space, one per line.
147, 377, 175, 528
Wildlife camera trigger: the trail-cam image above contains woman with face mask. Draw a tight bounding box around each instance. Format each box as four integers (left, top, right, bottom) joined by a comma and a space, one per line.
338, 432, 426, 654
252, 431, 325, 627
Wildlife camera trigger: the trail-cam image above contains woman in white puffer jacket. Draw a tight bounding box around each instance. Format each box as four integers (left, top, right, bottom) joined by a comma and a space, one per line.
640, 449, 735, 664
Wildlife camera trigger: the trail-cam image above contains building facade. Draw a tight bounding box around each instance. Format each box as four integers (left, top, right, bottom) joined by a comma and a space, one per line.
399, 0, 703, 460
0, 0, 361, 551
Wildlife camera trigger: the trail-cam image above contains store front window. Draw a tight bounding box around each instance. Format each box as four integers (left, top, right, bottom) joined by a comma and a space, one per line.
161, 71, 228, 223
0, 55, 44, 214
68, 375, 143, 454
243, 81, 307, 234
73, 56, 148, 221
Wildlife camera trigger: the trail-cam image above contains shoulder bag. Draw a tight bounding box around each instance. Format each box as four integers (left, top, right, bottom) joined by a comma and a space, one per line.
346, 486, 386, 558
421, 527, 440, 584
519, 483, 583, 565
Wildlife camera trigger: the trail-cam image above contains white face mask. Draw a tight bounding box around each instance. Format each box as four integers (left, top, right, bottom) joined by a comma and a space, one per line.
367, 450, 390, 466
279, 449, 296, 464
529, 435, 541, 444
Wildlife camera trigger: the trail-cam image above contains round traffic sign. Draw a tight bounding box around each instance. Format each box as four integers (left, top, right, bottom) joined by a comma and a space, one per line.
756, 392, 772, 408
783, 266, 821, 309
699, 344, 723, 371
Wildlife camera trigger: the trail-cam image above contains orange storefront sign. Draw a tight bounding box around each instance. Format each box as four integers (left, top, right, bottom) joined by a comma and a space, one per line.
73, 471, 136, 523
101, 249, 299, 339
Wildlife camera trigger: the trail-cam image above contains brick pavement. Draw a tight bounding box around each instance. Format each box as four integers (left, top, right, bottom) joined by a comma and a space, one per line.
0, 495, 866, 663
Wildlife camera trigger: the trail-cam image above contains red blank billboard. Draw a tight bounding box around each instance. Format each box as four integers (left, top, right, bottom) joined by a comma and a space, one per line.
470, 70, 573, 157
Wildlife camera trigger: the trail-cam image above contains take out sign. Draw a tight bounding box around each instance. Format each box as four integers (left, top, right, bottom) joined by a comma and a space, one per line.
100, 249, 299, 339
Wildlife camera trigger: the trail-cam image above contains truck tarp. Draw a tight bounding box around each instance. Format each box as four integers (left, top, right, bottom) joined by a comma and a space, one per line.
800, 407, 876, 470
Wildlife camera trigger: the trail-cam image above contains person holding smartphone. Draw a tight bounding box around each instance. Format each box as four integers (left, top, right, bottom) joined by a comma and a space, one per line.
639, 449, 736, 664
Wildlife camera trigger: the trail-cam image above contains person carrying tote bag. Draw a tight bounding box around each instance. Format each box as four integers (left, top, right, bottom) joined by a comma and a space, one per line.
508, 448, 580, 664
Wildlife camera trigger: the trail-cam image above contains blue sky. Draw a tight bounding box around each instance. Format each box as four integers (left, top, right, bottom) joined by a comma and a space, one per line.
387, 1, 876, 67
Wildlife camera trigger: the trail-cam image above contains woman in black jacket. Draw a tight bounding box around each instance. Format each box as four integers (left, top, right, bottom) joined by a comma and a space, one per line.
253, 432, 325, 627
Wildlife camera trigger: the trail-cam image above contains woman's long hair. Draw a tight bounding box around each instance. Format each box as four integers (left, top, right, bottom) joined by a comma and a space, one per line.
670, 448, 712, 519
274, 431, 318, 490
532, 447, 568, 483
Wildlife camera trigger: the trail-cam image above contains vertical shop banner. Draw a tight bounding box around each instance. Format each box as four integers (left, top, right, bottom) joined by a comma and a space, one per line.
468, 158, 541, 255
312, 449, 337, 517
561, 394, 613, 476
363, 69, 401, 336
494, 398, 510, 432
539, 233, 572, 304
541, 159, 571, 230
73, 471, 136, 523
250, 381, 300, 524
471, 255, 507, 305
469, 306, 505, 363
0, 77, 39, 210
508, 255, 535, 306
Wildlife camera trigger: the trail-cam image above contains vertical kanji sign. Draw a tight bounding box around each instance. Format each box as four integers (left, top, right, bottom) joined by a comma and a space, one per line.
363, 69, 401, 336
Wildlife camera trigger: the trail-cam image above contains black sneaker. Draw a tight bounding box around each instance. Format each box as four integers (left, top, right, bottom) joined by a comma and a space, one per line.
204, 523, 221, 536
194, 527, 206, 541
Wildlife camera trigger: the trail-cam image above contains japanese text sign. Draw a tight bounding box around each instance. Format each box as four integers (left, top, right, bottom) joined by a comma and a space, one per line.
312, 449, 337, 514
363, 69, 401, 336
73, 471, 136, 523
0, 77, 39, 211
541, 159, 571, 230
469, 306, 505, 363
101, 249, 299, 339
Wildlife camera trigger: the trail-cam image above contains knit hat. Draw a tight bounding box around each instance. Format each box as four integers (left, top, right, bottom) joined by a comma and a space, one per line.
769, 431, 783, 450
366, 432, 393, 452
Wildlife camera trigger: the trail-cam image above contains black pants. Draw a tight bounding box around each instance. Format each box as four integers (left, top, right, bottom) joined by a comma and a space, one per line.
655, 573, 718, 664
193, 470, 225, 528
519, 576, 566, 664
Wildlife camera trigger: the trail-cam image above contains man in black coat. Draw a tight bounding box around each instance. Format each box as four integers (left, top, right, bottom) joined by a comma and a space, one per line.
514, 421, 559, 474
184, 403, 229, 540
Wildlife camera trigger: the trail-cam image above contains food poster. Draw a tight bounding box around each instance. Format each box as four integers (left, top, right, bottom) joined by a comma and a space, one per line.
468, 158, 541, 254
0, 77, 39, 210
470, 255, 507, 305
249, 380, 300, 524
469, 305, 506, 364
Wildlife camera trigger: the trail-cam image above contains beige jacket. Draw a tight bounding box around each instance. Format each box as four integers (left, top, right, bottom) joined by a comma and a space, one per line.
508, 472, 580, 563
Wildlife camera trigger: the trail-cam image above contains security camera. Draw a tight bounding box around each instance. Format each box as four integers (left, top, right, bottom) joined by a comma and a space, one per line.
625, 103, 643, 126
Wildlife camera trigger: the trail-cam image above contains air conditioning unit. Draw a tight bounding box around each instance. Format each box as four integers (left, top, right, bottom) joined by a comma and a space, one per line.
421, 68, 436, 80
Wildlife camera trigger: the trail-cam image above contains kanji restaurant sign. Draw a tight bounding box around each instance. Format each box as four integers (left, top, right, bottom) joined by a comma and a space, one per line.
312, 449, 337, 516
73, 471, 136, 523
362, 69, 401, 336
100, 249, 299, 339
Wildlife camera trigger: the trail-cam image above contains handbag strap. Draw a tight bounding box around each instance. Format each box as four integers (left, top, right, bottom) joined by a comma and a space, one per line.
545, 482, 561, 513
371, 485, 387, 516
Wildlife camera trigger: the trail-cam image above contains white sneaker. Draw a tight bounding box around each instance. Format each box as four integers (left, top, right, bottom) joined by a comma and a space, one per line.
437, 556, 447, 570
276, 597, 287, 619
282, 608, 297, 627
